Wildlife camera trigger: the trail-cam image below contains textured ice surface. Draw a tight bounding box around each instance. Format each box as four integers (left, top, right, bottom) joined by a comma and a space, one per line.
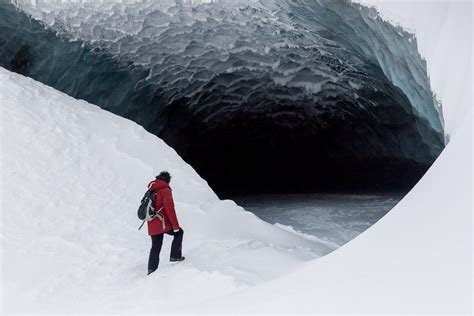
0, 0, 445, 193
13, 0, 444, 135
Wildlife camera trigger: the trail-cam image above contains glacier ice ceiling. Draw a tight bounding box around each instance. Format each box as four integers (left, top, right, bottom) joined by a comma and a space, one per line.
0, 0, 445, 196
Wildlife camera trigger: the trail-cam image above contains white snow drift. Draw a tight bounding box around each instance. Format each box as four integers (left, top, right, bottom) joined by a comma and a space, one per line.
0, 67, 333, 313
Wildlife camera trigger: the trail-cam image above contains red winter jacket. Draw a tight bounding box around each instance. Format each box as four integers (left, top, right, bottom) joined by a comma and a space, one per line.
146, 179, 180, 236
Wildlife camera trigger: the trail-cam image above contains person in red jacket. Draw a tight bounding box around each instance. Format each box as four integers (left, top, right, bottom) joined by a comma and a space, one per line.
147, 171, 185, 275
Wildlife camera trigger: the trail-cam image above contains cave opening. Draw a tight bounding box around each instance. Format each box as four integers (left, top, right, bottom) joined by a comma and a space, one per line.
160, 96, 437, 200
0, 1, 445, 202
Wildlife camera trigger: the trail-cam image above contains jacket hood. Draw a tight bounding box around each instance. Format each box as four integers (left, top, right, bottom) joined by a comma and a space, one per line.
150, 179, 170, 190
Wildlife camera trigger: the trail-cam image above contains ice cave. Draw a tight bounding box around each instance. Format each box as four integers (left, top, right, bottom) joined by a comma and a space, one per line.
2, 0, 471, 313
0, 0, 445, 197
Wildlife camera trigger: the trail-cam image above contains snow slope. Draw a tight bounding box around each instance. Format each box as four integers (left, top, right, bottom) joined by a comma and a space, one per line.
0, 67, 333, 313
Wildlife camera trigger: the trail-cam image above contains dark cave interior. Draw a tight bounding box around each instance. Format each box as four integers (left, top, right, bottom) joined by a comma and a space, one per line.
160, 98, 440, 199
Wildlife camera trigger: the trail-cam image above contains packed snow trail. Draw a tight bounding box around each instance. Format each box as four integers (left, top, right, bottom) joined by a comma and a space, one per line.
0, 68, 333, 313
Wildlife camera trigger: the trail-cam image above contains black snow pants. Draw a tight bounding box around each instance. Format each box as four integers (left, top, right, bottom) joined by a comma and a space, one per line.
148, 228, 184, 272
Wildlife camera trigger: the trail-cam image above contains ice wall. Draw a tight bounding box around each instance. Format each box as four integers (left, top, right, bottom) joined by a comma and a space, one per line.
0, 0, 446, 194
13, 0, 444, 135
354, 0, 472, 136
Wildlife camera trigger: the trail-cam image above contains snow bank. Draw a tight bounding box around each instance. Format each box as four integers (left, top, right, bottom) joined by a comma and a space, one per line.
0, 67, 333, 313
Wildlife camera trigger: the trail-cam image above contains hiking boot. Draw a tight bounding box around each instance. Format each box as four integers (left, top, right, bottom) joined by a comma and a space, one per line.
170, 256, 185, 262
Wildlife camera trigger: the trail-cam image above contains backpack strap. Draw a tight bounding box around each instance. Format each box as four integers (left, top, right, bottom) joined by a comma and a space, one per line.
138, 220, 146, 231
137, 206, 164, 231
152, 207, 165, 230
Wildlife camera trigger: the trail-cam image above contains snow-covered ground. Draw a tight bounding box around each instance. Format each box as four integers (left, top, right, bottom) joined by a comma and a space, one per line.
2, 64, 471, 312
0, 67, 333, 313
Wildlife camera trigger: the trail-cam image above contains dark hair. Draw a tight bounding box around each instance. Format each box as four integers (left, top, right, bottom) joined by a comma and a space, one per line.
156, 171, 171, 183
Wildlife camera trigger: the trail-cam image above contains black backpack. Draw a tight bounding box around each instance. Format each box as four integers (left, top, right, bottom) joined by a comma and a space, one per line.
137, 189, 164, 230
137, 189, 156, 220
